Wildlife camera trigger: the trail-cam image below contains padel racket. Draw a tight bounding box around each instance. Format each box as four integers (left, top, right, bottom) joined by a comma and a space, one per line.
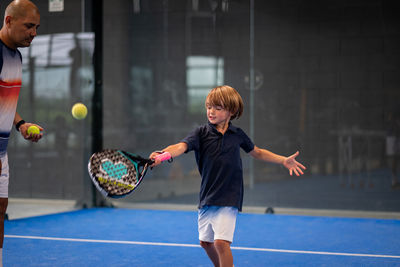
88, 149, 172, 198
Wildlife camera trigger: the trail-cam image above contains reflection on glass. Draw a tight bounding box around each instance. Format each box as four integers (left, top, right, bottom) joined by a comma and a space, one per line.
187, 56, 224, 114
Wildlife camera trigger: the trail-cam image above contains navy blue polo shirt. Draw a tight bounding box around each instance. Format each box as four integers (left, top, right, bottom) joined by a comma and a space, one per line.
182, 122, 254, 211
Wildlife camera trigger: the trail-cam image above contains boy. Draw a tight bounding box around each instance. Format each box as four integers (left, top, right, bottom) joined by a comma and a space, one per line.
150, 85, 306, 267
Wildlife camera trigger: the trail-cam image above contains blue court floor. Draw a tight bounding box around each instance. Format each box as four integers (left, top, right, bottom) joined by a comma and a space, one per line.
4, 208, 400, 266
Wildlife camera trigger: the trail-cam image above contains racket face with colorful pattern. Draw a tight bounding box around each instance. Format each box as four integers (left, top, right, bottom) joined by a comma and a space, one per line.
88, 149, 152, 198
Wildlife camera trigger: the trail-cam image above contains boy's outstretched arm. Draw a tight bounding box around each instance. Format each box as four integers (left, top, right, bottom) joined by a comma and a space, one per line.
149, 142, 188, 167
249, 146, 306, 176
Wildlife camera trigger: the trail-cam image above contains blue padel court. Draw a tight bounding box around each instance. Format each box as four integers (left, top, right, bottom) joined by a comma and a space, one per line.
4, 208, 400, 266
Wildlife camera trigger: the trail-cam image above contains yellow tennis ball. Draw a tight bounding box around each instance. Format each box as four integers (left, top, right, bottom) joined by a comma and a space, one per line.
71, 103, 88, 120
27, 125, 40, 135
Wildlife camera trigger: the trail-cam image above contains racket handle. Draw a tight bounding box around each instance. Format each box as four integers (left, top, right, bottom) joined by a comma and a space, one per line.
154, 152, 172, 162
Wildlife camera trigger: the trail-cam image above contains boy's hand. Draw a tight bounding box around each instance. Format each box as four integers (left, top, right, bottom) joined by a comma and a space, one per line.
149, 152, 162, 167
149, 151, 173, 167
283, 151, 306, 176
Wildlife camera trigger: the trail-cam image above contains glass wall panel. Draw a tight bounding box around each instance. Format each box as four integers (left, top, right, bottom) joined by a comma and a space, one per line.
103, 0, 400, 212
4, 0, 400, 213
3, 0, 93, 201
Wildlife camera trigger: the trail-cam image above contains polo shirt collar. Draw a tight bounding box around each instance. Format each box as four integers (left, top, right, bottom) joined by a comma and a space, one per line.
207, 121, 238, 134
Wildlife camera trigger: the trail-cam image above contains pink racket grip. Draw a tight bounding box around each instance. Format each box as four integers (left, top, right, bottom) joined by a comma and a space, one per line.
154, 152, 172, 162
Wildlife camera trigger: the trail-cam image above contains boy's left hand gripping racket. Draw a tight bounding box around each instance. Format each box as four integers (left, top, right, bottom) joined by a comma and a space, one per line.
88, 149, 171, 198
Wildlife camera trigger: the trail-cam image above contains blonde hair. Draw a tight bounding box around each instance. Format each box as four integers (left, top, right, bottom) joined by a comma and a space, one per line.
206, 85, 244, 120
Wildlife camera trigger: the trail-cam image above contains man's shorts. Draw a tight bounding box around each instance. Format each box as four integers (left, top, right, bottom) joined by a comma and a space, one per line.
198, 205, 238, 243
0, 154, 9, 198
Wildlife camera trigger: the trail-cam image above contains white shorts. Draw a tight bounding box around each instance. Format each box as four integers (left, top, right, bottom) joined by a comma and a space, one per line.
0, 154, 9, 198
198, 206, 238, 243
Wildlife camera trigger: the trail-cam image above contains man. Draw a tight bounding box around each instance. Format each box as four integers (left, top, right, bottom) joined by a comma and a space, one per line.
0, 1, 43, 265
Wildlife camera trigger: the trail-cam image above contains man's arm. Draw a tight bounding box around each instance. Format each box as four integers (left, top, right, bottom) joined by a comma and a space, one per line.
13, 112, 23, 127
250, 145, 306, 176
149, 142, 188, 166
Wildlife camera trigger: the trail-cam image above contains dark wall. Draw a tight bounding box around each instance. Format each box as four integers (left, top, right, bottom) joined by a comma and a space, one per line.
2, 0, 399, 210
103, 0, 400, 176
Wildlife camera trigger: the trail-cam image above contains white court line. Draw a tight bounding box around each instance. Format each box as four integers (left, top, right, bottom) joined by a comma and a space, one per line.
5, 234, 400, 259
